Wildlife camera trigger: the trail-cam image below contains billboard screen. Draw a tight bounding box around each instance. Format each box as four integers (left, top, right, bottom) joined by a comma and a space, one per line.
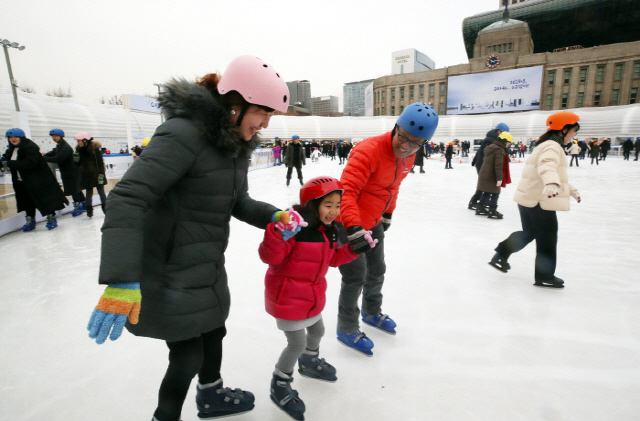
446, 66, 543, 115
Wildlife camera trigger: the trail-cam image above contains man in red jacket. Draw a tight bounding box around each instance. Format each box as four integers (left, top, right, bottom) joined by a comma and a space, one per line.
336, 103, 439, 355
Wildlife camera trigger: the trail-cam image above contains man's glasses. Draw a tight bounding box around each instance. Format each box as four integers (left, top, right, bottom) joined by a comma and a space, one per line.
397, 132, 426, 149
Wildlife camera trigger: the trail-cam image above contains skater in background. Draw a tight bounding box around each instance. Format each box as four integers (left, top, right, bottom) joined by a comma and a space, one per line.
310, 147, 320, 163
259, 177, 364, 421
468, 122, 509, 210
634, 137, 640, 161
622, 137, 633, 160
444, 142, 455, 169
273, 140, 281, 166
600, 137, 611, 161
410, 143, 427, 173
474, 132, 512, 219
74, 132, 108, 218
285, 135, 305, 186
43, 128, 85, 217
568, 139, 580, 167
336, 103, 439, 355
589, 140, 600, 165
1, 128, 68, 231
488, 111, 582, 289
86, 55, 292, 421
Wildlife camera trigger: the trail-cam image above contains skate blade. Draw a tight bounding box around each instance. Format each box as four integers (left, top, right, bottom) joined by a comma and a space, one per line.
197, 406, 254, 420
270, 396, 305, 421
298, 369, 337, 383
361, 321, 396, 335
533, 283, 564, 289
337, 338, 373, 356
488, 262, 508, 273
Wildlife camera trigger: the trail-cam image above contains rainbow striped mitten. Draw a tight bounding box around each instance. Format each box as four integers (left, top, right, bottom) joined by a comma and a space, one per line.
87, 282, 141, 344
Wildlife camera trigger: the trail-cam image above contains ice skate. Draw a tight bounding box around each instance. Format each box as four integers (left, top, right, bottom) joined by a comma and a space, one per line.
70, 202, 83, 217
195, 378, 255, 419
270, 371, 305, 421
336, 328, 374, 356
286, 178, 290, 187
488, 253, 510, 273
361, 310, 397, 335
45, 215, 58, 230
475, 204, 489, 216
298, 350, 337, 382
467, 199, 478, 210
534, 276, 565, 289
487, 206, 503, 219
21, 216, 36, 232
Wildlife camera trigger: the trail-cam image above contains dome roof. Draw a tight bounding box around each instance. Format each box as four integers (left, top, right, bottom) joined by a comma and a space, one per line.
479, 19, 529, 34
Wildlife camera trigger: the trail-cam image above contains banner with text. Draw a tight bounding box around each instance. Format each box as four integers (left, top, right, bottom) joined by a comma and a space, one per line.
446, 66, 543, 115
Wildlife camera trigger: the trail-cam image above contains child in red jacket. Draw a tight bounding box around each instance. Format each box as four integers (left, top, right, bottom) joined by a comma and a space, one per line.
259, 176, 376, 421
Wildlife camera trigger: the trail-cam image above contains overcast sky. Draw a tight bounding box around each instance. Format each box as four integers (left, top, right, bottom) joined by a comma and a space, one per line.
2, 0, 500, 109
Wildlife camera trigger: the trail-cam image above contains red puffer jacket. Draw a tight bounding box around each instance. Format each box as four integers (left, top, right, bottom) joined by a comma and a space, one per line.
259, 222, 358, 321
339, 132, 415, 230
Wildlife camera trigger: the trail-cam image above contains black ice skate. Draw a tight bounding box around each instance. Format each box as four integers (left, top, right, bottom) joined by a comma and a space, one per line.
475, 204, 489, 216
270, 372, 305, 421
487, 206, 503, 219
195, 378, 255, 419
488, 253, 510, 273
298, 350, 337, 382
534, 276, 565, 289
467, 199, 478, 210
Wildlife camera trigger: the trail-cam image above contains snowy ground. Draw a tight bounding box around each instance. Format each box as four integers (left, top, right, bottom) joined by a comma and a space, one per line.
1, 154, 639, 421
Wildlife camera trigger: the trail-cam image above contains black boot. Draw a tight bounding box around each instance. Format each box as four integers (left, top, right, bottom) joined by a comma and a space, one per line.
475, 204, 489, 216
488, 253, 510, 273
534, 276, 565, 288
299, 178, 303, 186
467, 199, 478, 210
101, 203, 106, 214
196, 378, 255, 419
286, 178, 290, 187
487, 206, 503, 219
410, 168, 415, 173
270, 371, 305, 421
420, 168, 425, 173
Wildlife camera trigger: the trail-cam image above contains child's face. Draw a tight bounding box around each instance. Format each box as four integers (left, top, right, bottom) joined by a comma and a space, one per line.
318, 192, 341, 225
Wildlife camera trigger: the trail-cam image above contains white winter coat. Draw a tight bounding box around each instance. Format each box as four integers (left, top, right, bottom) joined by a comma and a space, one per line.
513, 139, 577, 212
569, 143, 581, 155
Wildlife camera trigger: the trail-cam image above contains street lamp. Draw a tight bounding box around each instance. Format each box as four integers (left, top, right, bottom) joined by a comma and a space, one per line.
1, 38, 26, 112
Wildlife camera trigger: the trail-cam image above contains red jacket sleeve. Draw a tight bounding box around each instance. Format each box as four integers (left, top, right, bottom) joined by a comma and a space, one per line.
329, 243, 359, 267
258, 223, 295, 265
339, 146, 374, 228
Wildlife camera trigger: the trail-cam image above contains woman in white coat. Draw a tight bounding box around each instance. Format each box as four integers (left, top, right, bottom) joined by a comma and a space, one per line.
488, 111, 582, 288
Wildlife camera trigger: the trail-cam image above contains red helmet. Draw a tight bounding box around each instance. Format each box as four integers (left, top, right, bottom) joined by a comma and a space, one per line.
300, 177, 344, 207
546, 111, 580, 131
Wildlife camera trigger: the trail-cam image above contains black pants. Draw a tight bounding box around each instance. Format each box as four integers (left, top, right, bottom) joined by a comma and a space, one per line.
71, 191, 85, 203
85, 185, 107, 214
569, 155, 579, 167
445, 157, 452, 168
601, 150, 608, 161
495, 204, 558, 281
623, 151, 630, 160
154, 327, 227, 421
479, 191, 499, 208
635, 150, 639, 160
470, 189, 482, 203
286, 164, 303, 181
591, 156, 599, 165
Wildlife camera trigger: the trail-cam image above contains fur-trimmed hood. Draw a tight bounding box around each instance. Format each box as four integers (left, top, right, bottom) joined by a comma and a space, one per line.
159, 78, 260, 158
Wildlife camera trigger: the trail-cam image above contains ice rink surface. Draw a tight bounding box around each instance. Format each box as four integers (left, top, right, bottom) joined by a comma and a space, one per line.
1, 153, 639, 421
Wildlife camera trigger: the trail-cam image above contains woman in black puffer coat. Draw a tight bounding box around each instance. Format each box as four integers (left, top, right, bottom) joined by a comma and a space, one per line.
88, 56, 290, 421
74, 133, 107, 217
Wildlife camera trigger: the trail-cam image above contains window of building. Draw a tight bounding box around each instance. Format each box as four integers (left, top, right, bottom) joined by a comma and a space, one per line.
594, 90, 601, 106
497, 44, 502, 53
614, 63, 623, 81
612, 89, 620, 105
487, 46, 491, 55
439, 103, 445, 115
429, 84, 435, 97
580, 67, 587, 83
546, 94, 553, 109
564, 69, 571, 84
561, 93, 568, 108
382, 106, 385, 114
548, 70, 556, 86
440, 83, 445, 96
400, 87, 404, 99
596, 65, 605, 83
634, 62, 640, 79
419, 85, 424, 97
391, 89, 395, 100
508, 43, 513, 52
391, 106, 395, 116
400, 105, 404, 113
409, 86, 414, 98
382, 90, 386, 101
631, 88, 638, 104
577, 92, 584, 107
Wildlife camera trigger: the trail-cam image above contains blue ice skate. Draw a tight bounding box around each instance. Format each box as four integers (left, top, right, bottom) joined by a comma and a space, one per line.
45, 215, 58, 230
361, 310, 397, 335
336, 329, 374, 356
22, 216, 36, 232
70, 202, 84, 217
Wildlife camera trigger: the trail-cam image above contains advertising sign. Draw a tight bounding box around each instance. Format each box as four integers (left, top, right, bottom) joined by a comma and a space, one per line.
123, 94, 162, 114
446, 66, 543, 115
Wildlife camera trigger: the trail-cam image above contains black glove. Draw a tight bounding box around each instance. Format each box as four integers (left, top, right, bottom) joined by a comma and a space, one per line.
347, 226, 371, 254
381, 213, 392, 232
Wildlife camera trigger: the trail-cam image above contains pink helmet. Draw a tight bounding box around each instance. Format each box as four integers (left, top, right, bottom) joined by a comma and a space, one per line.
74, 132, 91, 141
217, 55, 289, 113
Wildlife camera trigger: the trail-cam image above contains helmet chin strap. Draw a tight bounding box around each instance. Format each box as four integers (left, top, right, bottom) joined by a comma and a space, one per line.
235, 103, 250, 128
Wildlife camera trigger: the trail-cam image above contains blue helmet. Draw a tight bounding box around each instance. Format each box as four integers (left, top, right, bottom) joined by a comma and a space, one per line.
49, 128, 65, 137
495, 122, 510, 132
292, 135, 300, 140
396, 103, 439, 140
5, 128, 25, 138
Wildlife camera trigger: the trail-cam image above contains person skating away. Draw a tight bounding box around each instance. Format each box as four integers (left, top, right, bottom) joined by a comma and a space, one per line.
468, 123, 509, 210
600, 137, 611, 161
86, 56, 292, 421
273, 141, 281, 166
488, 111, 582, 289
474, 132, 513, 219
260, 177, 367, 421
444, 142, 455, 169
568, 140, 581, 167
43, 128, 86, 216
589, 141, 600, 165
310, 147, 320, 163
74, 133, 108, 218
285, 135, 305, 186
1, 128, 69, 231
336, 103, 439, 355
634, 137, 640, 161
622, 137, 634, 160
410, 143, 427, 173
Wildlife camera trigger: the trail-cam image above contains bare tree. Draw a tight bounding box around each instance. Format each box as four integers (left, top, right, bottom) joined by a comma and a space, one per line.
18, 84, 37, 94
47, 87, 73, 98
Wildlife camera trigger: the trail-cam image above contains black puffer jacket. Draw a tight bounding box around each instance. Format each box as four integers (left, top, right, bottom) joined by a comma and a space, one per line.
472, 129, 500, 174
98, 78, 279, 341
43, 139, 80, 195
3, 138, 68, 215
77, 140, 107, 189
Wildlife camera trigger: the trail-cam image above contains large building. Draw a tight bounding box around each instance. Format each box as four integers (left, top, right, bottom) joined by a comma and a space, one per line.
343, 79, 374, 117
286, 80, 311, 110
392, 48, 435, 75
310, 96, 340, 116
373, 0, 640, 121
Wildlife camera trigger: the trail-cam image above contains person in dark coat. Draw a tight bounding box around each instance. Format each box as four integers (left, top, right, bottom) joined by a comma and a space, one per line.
468, 122, 509, 209
444, 142, 455, 169
1, 128, 68, 231
43, 128, 85, 216
589, 141, 600, 165
634, 137, 640, 161
74, 133, 107, 218
600, 137, 611, 160
86, 56, 292, 421
475, 132, 512, 219
622, 137, 634, 160
410, 144, 427, 173
284, 135, 305, 186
